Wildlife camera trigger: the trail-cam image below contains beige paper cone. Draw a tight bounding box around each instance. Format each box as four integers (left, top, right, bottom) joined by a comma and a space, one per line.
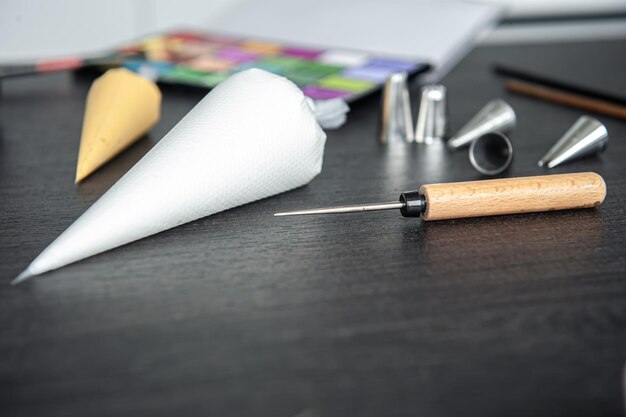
75, 68, 161, 183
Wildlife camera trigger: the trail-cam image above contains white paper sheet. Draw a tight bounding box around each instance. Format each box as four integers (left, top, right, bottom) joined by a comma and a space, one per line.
208, 0, 501, 81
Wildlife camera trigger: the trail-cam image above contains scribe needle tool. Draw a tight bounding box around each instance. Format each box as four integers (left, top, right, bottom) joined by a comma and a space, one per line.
275, 173, 606, 221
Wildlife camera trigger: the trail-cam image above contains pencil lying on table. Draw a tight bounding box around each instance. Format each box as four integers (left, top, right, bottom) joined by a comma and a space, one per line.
494, 65, 626, 121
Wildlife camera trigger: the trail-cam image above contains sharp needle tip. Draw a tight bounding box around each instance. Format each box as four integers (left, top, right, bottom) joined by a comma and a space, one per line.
11, 269, 35, 285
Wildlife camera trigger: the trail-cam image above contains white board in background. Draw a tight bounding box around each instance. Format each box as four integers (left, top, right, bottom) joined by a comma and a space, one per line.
207, 0, 502, 81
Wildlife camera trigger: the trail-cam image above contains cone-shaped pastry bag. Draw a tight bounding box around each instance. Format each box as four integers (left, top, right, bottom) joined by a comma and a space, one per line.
17, 69, 326, 281
75, 68, 161, 182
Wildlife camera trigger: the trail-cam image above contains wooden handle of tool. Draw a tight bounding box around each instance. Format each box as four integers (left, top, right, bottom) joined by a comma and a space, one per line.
420, 172, 606, 221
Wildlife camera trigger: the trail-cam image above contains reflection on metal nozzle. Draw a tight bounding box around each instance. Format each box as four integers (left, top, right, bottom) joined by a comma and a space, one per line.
379, 72, 414, 144
448, 99, 516, 150
469, 131, 513, 176
415, 84, 447, 144
538, 116, 608, 168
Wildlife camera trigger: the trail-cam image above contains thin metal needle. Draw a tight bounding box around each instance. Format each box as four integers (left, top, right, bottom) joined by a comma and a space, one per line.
274, 201, 405, 217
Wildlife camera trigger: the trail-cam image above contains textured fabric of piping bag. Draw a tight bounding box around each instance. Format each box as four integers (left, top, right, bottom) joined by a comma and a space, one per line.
16, 69, 327, 281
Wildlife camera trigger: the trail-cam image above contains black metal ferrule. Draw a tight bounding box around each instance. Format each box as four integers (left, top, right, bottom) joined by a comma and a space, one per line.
399, 191, 426, 217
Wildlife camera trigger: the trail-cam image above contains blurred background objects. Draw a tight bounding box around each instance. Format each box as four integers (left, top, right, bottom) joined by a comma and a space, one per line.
1, 0, 626, 61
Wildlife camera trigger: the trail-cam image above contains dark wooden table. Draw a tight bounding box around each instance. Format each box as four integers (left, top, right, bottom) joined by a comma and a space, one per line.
1, 39, 625, 417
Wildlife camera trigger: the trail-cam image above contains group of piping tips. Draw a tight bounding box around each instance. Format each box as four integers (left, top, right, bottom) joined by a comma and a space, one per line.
450, 100, 609, 168
378, 76, 514, 175
378, 74, 506, 147
448, 99, 516, 175
449, 100, 608, 168
378, 74, 448, 145
378, 73, 609, 169
75, 68, 161, 183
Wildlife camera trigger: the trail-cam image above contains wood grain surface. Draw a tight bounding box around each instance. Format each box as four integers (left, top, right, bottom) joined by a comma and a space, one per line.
421, 172, 606, 220
1, 40, 626, 417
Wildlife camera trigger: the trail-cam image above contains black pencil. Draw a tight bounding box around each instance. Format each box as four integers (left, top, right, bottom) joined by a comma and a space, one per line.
493, 64, 626, 107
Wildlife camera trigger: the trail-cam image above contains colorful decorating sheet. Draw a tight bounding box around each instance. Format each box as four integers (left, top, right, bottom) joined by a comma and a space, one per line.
120, 30, 428, 101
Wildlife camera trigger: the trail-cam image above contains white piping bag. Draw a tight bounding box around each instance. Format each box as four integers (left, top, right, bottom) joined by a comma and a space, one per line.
14, 69, 330, 284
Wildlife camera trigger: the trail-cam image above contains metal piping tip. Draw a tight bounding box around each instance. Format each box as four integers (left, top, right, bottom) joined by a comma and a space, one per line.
378, 72, 414, 144
415, 84, 447, 144
469, 132, 513, 176
538, 116, 608, 169
448, 99, 516, 150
